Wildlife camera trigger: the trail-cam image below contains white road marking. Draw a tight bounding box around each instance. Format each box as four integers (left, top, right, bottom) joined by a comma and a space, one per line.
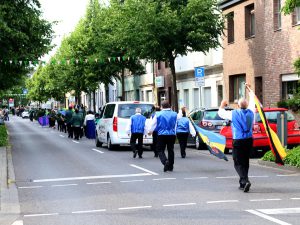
163, 203, 196, 207
207, 200, 239, 204
86, 181, 112, 185
277, 174, 299, 177
153, 178, 176, 181
72, 209, 106, 214
11, 220, 23, 225
120, 180, 144, 183
246, 210, 291, 225
118, 206, 152, 210
216, 176, 237, 179
59, 135, 65, 138
248, 175, 269, 178
33, 173, 151, 183
250, 199, 281, 202
184, 177, 208, 180
92, 148, 104, 154
291, 198, 300, 200
18, 186, 43, 189
258, 207, 300, 215
130, 164, 158, 175
51, 184, 78, 187
24, 213, 59, 217
72, 140, 79, 144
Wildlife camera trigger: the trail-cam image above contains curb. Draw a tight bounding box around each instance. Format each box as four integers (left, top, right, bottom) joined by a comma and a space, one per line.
0, 127, 21, 225
257, 159, 300, 173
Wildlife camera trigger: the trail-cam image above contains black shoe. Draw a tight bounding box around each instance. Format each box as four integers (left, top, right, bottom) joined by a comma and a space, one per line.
154, 154, 158, 158
169, 165, 173, 171
133, 150, 138, 158
164, 161, 169, 172
139, 155, 143, 158
244, 182, 251, 193
181, 155, 186, 158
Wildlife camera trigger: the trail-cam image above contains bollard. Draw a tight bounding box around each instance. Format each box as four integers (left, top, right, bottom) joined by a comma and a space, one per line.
277, 111, 287, 147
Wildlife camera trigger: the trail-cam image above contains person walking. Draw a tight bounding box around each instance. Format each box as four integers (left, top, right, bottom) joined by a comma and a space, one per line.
150, 106, 161, 157
84, 110, 95, 139
126, 108, 147, 158
176, 107, 196, 158
71, 109, 83, 140
65, 106, 74, 138
218, 84, 255, 192
149, 101, 177, 172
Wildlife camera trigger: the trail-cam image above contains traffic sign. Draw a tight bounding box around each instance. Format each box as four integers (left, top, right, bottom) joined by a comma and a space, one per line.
195, 77, 205, 87
194, 67, 205, 78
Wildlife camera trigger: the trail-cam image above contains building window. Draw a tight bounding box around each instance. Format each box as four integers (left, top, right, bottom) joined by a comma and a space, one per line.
292, 7, 300, 25
217, 85, 223, 106
229, 74, 246, 103
184, 89, 189, 109
158, 61, 161, 70
245, 4, 255, 38
274, 0, 281, 30
227, 12, 234, 43
282, 74, 300, 99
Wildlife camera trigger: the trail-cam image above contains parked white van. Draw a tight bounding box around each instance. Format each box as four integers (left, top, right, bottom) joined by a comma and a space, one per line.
95, 101, 154, 149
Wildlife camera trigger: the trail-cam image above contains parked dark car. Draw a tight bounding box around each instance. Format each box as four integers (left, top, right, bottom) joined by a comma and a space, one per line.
187, 107, 233, 149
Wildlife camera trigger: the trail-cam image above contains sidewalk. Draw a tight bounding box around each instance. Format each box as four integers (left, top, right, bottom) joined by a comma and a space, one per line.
0, 144, 20, 224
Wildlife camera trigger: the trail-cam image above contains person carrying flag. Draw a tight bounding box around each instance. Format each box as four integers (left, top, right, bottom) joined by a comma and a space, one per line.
218, 84, 255, 192
176, 107, 196, 158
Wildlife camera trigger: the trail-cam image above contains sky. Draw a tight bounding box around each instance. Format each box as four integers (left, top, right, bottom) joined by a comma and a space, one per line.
39, 0, 90, 60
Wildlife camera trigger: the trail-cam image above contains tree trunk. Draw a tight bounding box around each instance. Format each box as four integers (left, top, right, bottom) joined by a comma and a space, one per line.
169, 55, 178, 112
121, 68, 125, 101
93, 91, 96, 112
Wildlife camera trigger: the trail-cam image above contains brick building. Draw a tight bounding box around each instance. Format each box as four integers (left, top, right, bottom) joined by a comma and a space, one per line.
220, 0, 300, 107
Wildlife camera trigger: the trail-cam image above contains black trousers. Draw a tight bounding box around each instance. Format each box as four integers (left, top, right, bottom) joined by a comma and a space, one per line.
157, 135, 176, 167
67, 123, 73, 138
176, 132, 189, 157
232, 138, 253, 187
150, 131, 158, 156
130, 133, 144, 156
73, 126, 81, 140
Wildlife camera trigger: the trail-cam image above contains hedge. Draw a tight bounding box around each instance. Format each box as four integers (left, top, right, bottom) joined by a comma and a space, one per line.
262, 145, 300, 168
0, 125, 8, 147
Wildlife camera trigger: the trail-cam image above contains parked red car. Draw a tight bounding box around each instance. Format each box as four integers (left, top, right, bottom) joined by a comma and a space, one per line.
220, 108, 300, 154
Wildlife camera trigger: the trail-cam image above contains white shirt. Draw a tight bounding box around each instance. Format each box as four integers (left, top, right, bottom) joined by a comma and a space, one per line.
218, 92, 256, 121
84, 114, 95, 126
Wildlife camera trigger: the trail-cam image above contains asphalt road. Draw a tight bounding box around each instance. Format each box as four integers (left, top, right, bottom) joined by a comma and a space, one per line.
6, 116, 300, 225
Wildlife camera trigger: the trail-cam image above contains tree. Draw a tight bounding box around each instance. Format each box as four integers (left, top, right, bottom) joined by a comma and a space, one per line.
0, 0, 53, 91
107, 0, 224, 111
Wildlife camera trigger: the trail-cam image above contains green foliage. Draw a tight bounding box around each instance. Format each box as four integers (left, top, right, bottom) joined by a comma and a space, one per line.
0, 0, 54, 91
277, 100, 289, 109
0, 125, 8, 147
106, 0, 224, 110
262, 146, 300, 168
261, 150, 275, 162
282, 0, 300, 15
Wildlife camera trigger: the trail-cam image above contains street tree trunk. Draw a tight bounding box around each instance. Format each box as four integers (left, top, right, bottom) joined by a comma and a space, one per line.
121, 68, 125, 101
169, 55, 178, 112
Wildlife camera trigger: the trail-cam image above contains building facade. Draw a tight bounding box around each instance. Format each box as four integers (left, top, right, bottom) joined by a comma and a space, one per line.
220, 0, 300, 106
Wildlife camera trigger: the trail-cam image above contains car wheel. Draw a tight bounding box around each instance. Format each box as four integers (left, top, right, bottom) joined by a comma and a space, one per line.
196, 135, 206, 150
95, 132, 103, 147
224, 148, 230, 154
107, 135, 114, 150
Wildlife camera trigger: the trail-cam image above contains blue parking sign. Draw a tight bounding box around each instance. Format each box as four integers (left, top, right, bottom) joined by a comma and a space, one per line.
194, 67, 205, 78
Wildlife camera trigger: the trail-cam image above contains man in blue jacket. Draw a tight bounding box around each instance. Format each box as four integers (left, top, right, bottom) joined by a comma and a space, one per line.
149, 101, 177, 172
218, 85, 255, 192
126, 108, 147, 158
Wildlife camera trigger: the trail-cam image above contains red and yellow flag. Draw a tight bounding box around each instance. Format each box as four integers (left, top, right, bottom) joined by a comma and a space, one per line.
251, 93, 287, 165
